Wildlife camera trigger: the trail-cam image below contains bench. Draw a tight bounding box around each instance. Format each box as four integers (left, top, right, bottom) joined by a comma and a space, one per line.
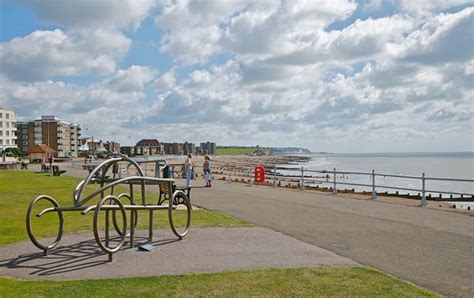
52, 166, 66, 176
157, 182, 192, 206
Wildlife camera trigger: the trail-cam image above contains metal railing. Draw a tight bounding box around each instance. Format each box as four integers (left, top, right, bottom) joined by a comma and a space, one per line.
222, 165, 474, 206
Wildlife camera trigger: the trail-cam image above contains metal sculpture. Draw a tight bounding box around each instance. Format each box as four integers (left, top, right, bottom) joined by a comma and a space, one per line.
26, 154, 192, 261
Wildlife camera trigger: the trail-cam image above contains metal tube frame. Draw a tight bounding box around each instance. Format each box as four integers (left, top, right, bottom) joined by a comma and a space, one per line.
26, 155, 192, 262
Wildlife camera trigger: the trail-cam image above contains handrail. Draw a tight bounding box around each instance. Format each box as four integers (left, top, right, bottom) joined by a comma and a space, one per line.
220, 163, 474, 203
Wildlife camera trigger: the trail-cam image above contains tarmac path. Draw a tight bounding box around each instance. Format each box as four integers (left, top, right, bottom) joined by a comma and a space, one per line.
0, 227, 357, 280
191, 181, 474, 297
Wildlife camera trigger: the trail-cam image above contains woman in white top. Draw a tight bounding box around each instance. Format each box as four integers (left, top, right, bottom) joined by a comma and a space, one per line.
184, 154, 193, 188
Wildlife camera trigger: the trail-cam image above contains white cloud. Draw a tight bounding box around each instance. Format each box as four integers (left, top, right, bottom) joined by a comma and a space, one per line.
155, 69, 176, 91
398, 0, 474, 16
0, 65, 157, 139
102, 65, 157, 93
396, 8, 474, 65
13, 0, 158, 30
0, 29, 131, 81
0, 0, 158, 81
1, 0, 473, 151
155, 0, 358, 63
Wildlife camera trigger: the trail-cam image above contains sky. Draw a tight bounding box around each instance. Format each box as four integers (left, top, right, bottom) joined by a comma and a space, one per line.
0, 0, 473, 153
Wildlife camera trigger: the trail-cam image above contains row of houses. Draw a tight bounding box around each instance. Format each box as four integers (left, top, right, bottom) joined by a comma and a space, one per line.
120, 140, 216, 156
1, 107, 217, 159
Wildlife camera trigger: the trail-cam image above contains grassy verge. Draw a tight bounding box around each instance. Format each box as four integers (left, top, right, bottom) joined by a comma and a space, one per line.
216, 147, 257, 155
0, 170, 251, 246
0, 267, 438, 297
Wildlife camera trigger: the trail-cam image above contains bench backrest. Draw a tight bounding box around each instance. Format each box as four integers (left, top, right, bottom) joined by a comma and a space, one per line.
159, 181, 171, 194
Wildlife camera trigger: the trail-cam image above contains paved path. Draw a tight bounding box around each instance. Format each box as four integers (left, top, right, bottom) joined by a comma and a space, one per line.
0, 227, 357, 280
191, 181, 474, 297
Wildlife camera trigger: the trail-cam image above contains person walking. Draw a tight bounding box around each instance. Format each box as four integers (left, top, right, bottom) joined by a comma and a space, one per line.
184, 153, 193, 188
203, 155, 212, 187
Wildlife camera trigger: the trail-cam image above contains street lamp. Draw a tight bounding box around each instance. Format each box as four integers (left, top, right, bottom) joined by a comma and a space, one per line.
111, 132, 116, 152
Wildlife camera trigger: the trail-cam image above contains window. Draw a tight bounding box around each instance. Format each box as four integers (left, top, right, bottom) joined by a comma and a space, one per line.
23, 141, 28, 145
6, 140, 9, 145
0, 140, 3, 145
0, 113, 2, 118
6, 122, 9, 128
6, 113, 9, 119
6, 131, 9, 136
0, 122, 2, 128
23, 129, 27, 134
0, 131, 2, 136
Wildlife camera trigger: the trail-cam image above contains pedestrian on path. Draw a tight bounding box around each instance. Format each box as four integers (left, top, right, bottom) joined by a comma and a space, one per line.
184, 153, 193, 188
203, 154, 212, 187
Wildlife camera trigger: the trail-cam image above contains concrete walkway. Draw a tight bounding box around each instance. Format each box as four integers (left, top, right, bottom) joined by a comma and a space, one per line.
191, 181, 474, 298
0, 227, 357, 280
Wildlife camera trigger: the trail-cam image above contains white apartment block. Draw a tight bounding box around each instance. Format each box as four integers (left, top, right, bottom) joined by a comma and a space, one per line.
0, 107, 17, 153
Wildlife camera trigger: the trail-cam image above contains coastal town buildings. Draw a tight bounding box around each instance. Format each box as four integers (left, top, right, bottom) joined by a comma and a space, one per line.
0, 107, 17, 154
23, 116, 80, 158
163, 142, 184, 155
104, 141, 120, 153
118, 139, 216, 157
120, 146, 134, 156
200, 141, 216, 155
135, 139, 164, 155
182, 142, 196, 155
16, 121, 29, 155
79, 138, 120, 155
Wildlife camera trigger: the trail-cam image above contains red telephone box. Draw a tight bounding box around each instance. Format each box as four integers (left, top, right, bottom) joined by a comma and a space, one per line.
254, 166, 265, 183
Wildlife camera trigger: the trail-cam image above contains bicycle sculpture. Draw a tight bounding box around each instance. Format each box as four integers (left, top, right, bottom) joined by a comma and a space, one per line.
26, 154, 191, 261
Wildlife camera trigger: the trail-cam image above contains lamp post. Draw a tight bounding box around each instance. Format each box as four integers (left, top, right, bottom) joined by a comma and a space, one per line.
85, 128, 94, 155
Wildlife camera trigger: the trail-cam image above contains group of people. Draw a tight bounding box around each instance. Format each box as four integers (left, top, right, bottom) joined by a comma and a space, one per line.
184, 154, 212, 188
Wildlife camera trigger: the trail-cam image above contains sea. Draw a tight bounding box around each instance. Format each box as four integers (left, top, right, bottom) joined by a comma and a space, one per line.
284, 152, 474, 209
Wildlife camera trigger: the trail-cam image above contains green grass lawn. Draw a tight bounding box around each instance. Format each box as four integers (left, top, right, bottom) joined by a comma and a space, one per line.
0, 170, 251, 246
0, 171, 439, 297
0, 267, 438, 297
216, 147, 258, 155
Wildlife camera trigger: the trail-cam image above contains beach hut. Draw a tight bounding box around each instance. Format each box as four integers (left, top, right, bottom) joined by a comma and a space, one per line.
28, 144, 56, 163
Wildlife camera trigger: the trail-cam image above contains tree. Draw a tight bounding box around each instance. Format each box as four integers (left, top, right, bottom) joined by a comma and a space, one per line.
4, 147, 21, 158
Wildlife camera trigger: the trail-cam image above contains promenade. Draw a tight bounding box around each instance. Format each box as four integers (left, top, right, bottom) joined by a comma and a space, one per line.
25, 163, 473, 296
191, 181, 474, 297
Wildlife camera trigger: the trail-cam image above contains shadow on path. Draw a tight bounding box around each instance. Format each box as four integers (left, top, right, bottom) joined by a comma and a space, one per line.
0, 237, 178, 277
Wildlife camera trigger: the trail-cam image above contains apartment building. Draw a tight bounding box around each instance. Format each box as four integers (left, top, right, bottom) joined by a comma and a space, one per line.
0, 107, 17, 153
26, 116, 81, 158
200, 141, 216, 155
16, 121, 29, 155
163, 142, 184, 155
182, 142, 196, 155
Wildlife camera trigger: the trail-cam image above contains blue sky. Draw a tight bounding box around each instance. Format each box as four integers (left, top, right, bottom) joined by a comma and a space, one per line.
0, 0, 473, 152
